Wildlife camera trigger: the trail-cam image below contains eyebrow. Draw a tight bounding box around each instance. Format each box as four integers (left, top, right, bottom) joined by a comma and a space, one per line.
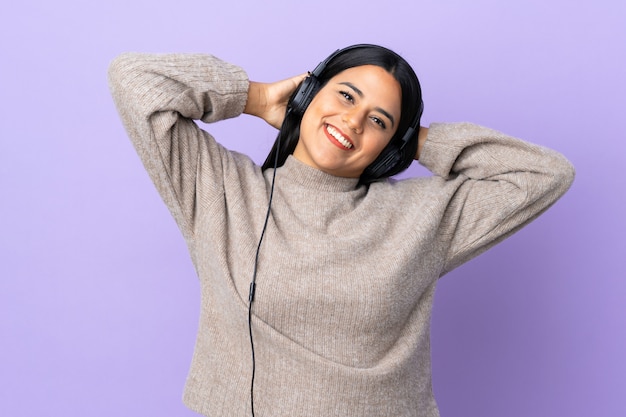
338, 81, 396, 127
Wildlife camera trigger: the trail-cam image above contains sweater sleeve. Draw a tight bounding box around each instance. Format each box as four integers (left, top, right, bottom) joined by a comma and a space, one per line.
107, 53, 250, 241
418, 122, 575, 275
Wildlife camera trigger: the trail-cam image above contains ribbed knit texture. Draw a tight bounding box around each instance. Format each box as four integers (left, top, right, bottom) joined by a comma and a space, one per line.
108, 52, 575, 417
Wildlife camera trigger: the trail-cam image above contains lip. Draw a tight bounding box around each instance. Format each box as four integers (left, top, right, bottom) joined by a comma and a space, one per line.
324, 123, 355, 151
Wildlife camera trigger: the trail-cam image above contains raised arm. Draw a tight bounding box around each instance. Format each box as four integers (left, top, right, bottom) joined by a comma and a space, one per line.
418, 123, 575, 275
107, 53, 249, 240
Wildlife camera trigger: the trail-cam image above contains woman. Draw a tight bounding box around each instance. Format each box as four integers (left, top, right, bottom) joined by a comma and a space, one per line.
108, 44, 574, 417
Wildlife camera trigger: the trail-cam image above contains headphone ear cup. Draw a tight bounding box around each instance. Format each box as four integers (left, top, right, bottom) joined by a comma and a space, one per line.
364, 146, 402, 179
289, 75, 320, 115
363, 124, 418, 180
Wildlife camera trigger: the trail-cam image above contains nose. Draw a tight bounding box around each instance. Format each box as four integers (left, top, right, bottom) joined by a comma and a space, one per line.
342, 109, 364, 134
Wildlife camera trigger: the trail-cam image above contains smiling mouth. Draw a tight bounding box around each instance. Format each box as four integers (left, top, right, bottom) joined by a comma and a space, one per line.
325, 124, 354, 150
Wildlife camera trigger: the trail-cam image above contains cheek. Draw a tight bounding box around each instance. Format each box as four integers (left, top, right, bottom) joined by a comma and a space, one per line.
300, 97, 317, 124
368, 133, 395, 155
299, 111, 314, 142
300, 98, 328, 137
304, 89, 336, 119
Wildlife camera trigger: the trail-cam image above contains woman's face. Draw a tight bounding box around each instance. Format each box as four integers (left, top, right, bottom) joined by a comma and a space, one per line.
293, 65, 402, 178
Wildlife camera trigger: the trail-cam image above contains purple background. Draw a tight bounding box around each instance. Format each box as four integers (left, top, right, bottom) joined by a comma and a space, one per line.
1, 0, 624, 416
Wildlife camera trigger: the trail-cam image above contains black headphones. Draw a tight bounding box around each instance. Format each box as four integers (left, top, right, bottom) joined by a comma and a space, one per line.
288, 44, 423, 180
288, 47, 344, 116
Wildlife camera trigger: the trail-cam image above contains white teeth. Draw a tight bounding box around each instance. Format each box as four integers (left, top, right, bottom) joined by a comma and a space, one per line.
327, 125, 353, 149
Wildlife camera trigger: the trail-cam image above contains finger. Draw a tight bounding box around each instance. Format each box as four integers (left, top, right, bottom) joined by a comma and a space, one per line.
289, 73, 308, 88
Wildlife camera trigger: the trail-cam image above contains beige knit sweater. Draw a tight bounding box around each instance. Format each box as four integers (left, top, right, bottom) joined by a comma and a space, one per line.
108, 52, 574, 417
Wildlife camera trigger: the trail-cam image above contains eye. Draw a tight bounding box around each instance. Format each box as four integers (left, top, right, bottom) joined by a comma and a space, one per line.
371, 116, 387, 129
339, 90, 354, 103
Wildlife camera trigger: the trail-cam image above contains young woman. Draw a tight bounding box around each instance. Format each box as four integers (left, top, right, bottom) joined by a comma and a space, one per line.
108, 44, 574, 417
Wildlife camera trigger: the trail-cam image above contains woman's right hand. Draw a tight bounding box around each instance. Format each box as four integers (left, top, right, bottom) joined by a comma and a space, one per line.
244, 73, 308, 129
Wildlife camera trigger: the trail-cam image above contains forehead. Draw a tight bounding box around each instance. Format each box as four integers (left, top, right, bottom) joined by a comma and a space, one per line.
328, 65, 402, 113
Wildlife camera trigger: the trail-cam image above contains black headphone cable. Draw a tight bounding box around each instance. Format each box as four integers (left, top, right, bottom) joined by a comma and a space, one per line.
248, 124, 282, 417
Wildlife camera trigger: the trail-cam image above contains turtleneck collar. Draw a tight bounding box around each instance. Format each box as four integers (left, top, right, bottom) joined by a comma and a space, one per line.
275, 156, 361, 192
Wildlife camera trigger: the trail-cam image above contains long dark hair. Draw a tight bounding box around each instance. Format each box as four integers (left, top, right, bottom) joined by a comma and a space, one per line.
261, 44, 423, 185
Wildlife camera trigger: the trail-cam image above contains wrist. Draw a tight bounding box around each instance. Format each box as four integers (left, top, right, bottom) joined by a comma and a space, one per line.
415, 126, 429, 160
243, 81, 267, 117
